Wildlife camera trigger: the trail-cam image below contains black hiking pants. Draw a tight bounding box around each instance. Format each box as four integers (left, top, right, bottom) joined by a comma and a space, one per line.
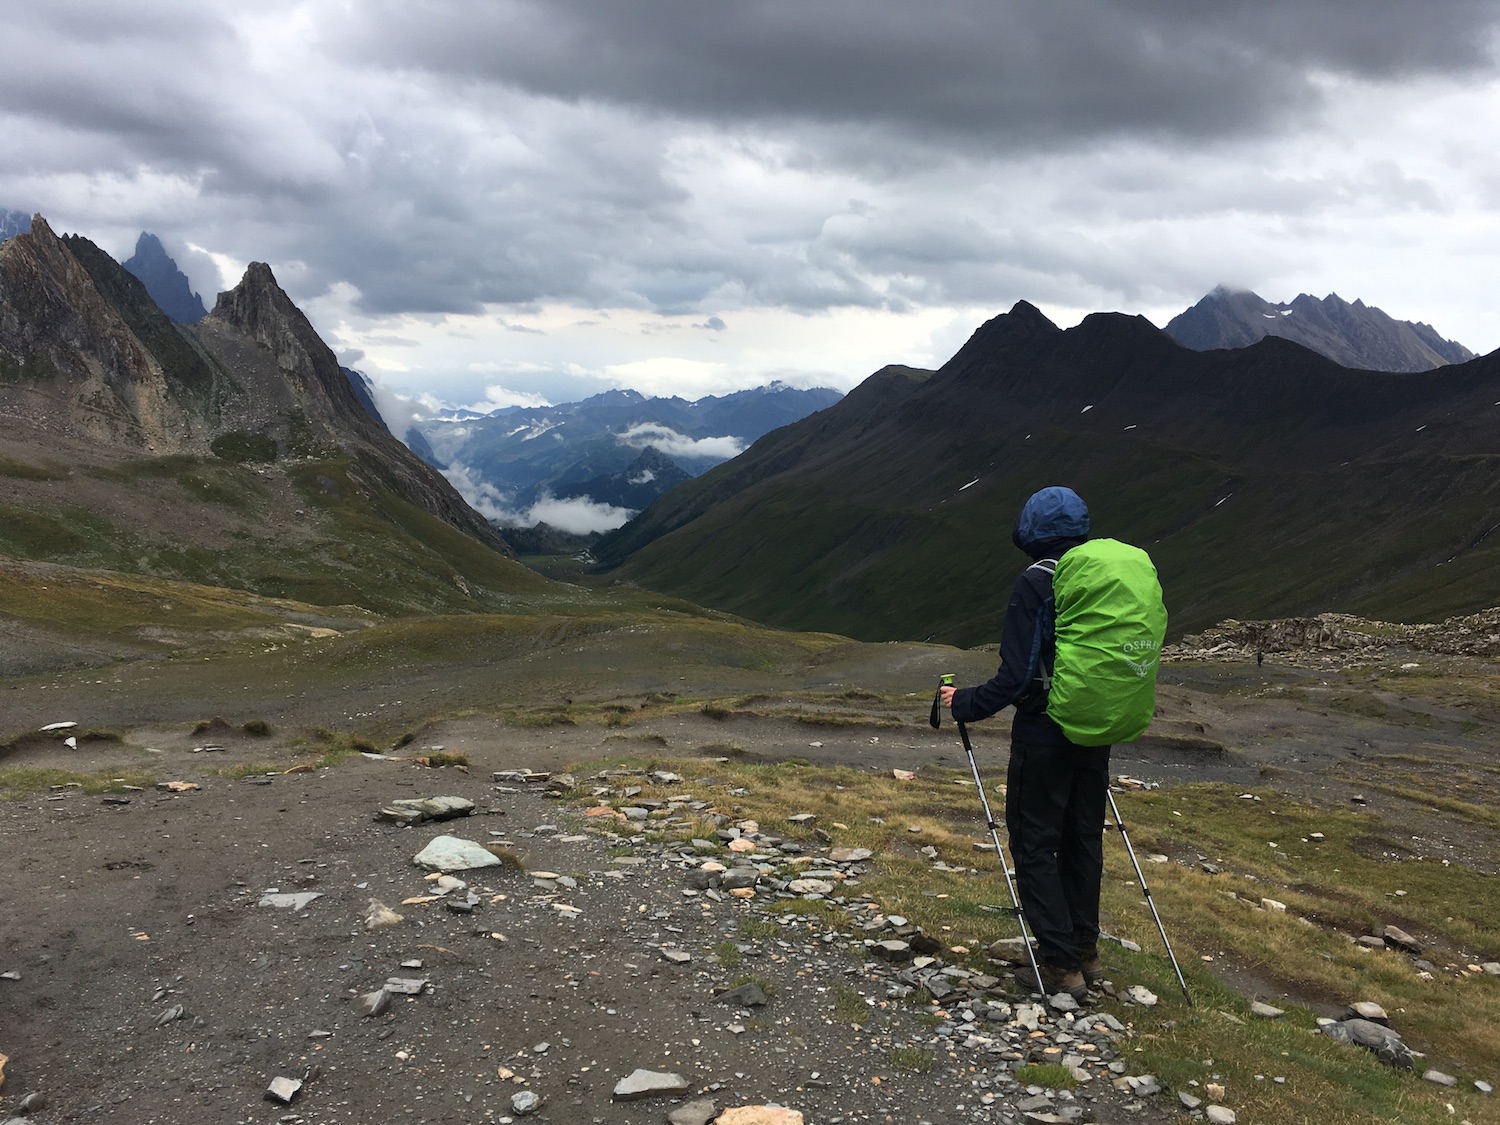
1004, 734, 1111, 971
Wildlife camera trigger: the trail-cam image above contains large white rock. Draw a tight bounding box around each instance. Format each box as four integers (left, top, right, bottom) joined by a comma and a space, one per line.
413, 835, 504, 872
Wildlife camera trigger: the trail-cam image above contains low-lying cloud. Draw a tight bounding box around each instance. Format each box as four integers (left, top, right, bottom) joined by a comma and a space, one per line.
525, 496, 636, 535
617, 423, 743, 460
438, 462, 636, 534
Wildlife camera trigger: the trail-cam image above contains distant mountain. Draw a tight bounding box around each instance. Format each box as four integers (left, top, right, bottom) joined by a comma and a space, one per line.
596, 303, 1500, 643
553, 446, 692, 511
1166, 287, 1472, 371
122, 232, 208, 323
0, 216, 541, 614
1, 209, 30, 241
414, 382, 842, 515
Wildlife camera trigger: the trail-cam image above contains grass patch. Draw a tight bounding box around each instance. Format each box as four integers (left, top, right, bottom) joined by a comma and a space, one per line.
739, 917, 782, 942
0, 768, 155, 800
1013, 1063, 1078, 1090
243, 719, 273, 736
886, 1047, 936, 1073
831, 986, 870, 1023
716, 941, 743, 970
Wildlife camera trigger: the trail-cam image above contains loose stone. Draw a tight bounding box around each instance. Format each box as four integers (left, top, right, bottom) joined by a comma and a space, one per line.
668, 1099, 720, 1125
511, 1089, 543, 1115
612, 1068, 691, 1101
258, 892, 323, 910
412, 835, 505, 872
265, 1076, 302, 1104
714, 1109, 805, 1125
716, 982, 769, 1007
357, 989, 392, 1017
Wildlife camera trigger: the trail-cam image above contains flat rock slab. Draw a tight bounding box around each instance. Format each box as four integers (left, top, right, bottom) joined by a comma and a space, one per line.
258, 892, 323, 910
413, 835, 504, 872
668, 1099, 719, 1125
716, 1108, 805, 1125
828, 848, 872, 863
612, 1068, 690, 1101
387, 796, 476, 821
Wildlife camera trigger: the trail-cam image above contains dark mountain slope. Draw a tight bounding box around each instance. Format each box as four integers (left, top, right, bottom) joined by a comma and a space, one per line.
598, 304, 1500, 644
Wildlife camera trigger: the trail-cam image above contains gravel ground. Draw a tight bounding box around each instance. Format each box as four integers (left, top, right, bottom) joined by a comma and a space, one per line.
0, 729, 1193, 1125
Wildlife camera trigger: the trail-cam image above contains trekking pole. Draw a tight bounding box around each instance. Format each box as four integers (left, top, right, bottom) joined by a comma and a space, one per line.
932, 675, 1045, 994
1106, 789, 1193, 1007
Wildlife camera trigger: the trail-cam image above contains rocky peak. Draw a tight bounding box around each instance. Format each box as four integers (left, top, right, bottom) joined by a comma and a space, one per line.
123, 232, 207, 323
204, 261, 374, 440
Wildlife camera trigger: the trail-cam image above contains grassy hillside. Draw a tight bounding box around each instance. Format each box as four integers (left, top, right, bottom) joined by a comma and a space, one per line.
596, 307, 1500, 643
0, 444, 549, 617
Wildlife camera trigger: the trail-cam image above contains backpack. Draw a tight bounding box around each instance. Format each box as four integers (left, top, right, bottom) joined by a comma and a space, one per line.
1040, 538, 1167, 746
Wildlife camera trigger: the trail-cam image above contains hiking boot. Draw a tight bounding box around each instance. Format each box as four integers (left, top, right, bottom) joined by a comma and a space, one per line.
1080, 951, 1104, 987
1015, 962, 1087, 1001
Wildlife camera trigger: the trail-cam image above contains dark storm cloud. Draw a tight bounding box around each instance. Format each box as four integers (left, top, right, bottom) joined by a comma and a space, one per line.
339, 0, 1500, 145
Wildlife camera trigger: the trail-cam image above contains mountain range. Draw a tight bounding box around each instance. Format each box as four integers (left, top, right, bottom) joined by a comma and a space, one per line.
596, 303, 1500, 644
1165, 287, 1472, 371
411, 383, 843, 521
0, 214, 540, 615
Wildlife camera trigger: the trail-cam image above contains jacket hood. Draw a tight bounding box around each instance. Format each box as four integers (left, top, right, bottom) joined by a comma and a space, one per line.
1012, 486, 1090, 557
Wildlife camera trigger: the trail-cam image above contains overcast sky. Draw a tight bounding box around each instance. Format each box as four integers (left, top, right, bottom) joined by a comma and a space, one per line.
4, 0, 1499, 408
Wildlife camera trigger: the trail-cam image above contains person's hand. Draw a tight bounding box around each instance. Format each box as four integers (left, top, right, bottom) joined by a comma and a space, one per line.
939, 685, 956, 708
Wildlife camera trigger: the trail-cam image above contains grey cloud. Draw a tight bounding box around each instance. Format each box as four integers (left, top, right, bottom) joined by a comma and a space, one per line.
2, 0, 1495, 356
338, 1, 1500, 147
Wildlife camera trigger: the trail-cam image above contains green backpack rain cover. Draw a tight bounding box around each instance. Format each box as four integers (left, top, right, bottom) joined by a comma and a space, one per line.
1046, 538, 1167, 747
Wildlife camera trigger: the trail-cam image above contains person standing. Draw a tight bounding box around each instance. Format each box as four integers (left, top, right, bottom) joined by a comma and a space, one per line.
939, 486, 1108, 1000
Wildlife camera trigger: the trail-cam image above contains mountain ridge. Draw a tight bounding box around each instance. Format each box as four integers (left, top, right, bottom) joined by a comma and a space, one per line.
0, 215, 534, 614
597, 303, 1500, 643
1165, 287, 1472, 371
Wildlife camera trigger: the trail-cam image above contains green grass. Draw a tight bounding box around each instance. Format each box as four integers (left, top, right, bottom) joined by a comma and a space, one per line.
831, 986, 870, 1023
0, 767, 156, 800
563, 753, 1500, 1124
1013, 1063, 1078, 1090
886, 1047, 936, 1073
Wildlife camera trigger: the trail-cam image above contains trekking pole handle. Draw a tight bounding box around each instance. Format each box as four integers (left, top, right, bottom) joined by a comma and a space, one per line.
930, 674, 954, 729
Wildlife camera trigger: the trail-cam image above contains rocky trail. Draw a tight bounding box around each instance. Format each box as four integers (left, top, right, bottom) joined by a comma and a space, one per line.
0, 746, 1195, 1125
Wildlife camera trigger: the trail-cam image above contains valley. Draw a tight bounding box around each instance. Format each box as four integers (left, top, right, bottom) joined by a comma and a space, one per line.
1, 214, 1497, 1123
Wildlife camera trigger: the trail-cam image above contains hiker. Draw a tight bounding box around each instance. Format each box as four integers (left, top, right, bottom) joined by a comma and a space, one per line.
939, 486, 1120, 1000
1256, 649, 1264, 667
